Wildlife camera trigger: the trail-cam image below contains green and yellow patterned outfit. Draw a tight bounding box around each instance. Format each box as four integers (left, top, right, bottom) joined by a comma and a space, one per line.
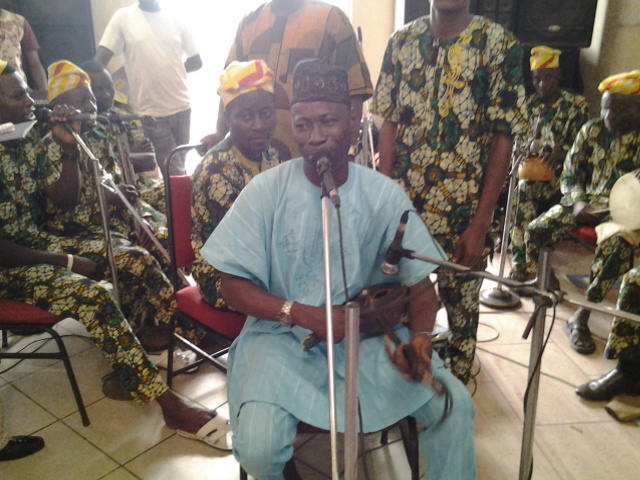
40, 131, 201, 342
511, 90, 589, 269
0, 133, 167, 404
371, 15, 528, 382
605, 267, 640, 363
525, 119, 640, 302
191, 138, 279, 308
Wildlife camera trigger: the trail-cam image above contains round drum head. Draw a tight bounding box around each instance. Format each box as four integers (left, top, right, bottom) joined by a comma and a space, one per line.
609, 171, 640, 230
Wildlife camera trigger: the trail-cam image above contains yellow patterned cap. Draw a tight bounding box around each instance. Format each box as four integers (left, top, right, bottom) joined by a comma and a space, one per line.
530, 46, 561, 70
598, 70, 640, 95
47, 60, 91, 102
218, 60, 275, 107
0, 59, 7, 75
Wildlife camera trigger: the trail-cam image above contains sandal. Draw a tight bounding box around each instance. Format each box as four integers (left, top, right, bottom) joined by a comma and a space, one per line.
508, 264, 532, 282
176, 413, 233, 451
101, 372, 133, 401
563, 321, 596, 355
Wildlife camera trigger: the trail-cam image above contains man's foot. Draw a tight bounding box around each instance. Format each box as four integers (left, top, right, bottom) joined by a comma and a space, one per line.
0, 436, 45, 461
563, 308, 595, 355
508, 264, 534, 283
576, 369, 640, 401
102, 372, 133, 401
156, 389, 217, 434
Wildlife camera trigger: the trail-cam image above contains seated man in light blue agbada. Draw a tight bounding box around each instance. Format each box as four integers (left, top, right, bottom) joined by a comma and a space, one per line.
202, 59, 476, 480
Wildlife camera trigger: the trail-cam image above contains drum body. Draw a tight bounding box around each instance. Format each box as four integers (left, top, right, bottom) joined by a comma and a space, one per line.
517, 155, 554, 181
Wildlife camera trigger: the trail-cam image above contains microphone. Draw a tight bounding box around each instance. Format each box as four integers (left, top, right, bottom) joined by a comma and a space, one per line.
381, 210, 410, 276
313, 151, 340, 207
37, 108, 107, 124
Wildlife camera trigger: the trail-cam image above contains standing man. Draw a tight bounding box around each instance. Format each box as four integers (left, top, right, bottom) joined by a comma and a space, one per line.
95, 0, 202, 175
203, 59, 475, 480
509, 46, 589, 282
201, 0, 373, 160
0, 8, 47, 92
191, 59, 280, 309
371, 0, 528, 383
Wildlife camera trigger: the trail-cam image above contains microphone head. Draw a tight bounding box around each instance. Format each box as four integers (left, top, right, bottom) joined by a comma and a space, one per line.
381, 262, 399, 276
312, 151, 333, 174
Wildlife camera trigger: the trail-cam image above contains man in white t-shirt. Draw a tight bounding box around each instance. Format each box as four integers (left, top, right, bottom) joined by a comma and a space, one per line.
95, 0, 202, 175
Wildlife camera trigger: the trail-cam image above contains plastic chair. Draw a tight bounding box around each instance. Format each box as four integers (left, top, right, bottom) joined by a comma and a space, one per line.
163, 145, 246, 386
0, 299, 90, 426
570, 225, 597, 248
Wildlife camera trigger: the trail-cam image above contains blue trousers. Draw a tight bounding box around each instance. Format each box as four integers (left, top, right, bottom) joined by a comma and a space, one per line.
143, 109, 191, 175
233, 366, 476, 480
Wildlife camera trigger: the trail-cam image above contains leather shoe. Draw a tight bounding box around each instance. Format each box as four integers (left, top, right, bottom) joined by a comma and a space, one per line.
576, 369, 640, 402
0, 435, 45, 461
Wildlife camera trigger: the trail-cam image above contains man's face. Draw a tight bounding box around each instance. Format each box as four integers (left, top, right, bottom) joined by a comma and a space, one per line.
226, 90, 276, 159
532, 68, 561, 101
0, 72, 35, 125
291, 100, 352, 169
52, 85, 98, 131
601, 91, 640, 135
87, 70, 115, 113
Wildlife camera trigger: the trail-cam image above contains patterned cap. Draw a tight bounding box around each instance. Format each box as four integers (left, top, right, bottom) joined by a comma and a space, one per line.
530, 46, 561, 70
0, 59, 7, 75
218, 60, 275, 107
291, 59, 350, 106
47, 60, 91, 102
598, 70, 640, 95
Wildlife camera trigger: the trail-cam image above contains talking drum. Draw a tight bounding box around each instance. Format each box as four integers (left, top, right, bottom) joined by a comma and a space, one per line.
517, 155, 554, 181
354, 283, 410, 336
609, 170, 640, 230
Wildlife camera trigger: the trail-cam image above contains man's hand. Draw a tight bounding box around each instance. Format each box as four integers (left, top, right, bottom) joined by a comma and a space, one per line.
384, 333, 432, 381
451, 224, 486, 268
70, 255, 102, 281
105, 184, 139, 205
299, 304, 347, 344
197, 132, 224, 156
49, 105, 82, 152
573, 200, 599, 225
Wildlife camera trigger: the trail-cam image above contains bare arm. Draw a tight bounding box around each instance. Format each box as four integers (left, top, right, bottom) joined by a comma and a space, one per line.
220, 272, 347, 342
94, 46, 114, 68
22, 50, 47, 92
451, 131, 513, 267
184, 54, 203, 73
377, 120, 398, 177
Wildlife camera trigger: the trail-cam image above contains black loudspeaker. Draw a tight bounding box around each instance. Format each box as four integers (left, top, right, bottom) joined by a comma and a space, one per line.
3, 0, 95, 71
513, 0, 599, 48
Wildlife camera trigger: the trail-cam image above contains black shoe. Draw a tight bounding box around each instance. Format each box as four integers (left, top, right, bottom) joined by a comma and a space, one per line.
0, 435, 45, 461
575, 369, 640, 402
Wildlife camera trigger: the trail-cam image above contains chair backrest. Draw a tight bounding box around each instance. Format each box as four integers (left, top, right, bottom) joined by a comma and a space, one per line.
166, 175, 196, 270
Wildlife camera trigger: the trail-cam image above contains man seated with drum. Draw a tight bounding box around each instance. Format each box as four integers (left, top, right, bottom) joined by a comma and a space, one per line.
509, 46, 589, 282
522, 70, 640, 355
191, 59, 279, 310
201, 59, 476, 480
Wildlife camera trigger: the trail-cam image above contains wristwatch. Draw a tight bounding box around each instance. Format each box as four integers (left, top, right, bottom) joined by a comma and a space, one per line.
277, 300, 295, 327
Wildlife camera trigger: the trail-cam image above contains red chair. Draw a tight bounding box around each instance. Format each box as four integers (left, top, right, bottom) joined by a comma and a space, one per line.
570, 225, 598, 247
0, 299, 90, 426
163, 146, 246, 385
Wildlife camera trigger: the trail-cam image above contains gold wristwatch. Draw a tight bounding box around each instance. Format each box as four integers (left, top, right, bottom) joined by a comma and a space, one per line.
277, 300, 295, 327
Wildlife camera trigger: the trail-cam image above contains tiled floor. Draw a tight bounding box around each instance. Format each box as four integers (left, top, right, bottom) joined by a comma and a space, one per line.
2, 240, 640, 480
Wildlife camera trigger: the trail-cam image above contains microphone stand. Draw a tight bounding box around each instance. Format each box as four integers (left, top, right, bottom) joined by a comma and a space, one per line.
319, 183, 339, 480
479, 141, 524, 309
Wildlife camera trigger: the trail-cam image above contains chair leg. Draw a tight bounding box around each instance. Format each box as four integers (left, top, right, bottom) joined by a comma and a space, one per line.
239, 466, 248, 480
44, 326, 91, 426
399, 416, 420, 480
2, 328, 7, 348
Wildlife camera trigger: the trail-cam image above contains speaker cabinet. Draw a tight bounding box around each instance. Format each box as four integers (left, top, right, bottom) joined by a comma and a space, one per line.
1, 0, 95, 70
514, 0, 598, 48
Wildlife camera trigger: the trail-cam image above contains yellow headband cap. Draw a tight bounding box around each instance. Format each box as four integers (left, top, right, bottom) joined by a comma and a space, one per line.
218, 59, 275, 107
47, 60, 91, 102
530, 46, 561, 70
598, 70, 640, 96
0, 59, 7, 75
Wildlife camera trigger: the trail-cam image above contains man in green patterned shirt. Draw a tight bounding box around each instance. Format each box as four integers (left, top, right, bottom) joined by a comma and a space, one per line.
524, 71, 640, 355
509, 46, 589, 282
371, 0, 528, 383
191, 60, 280, 309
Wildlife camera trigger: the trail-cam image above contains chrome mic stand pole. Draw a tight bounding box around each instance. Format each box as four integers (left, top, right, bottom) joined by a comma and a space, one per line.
519, 248, 552, 480
344, 301, 360, 480
480, 141, 524, 309
68, 129, 120, 305
319, 192, 339, 480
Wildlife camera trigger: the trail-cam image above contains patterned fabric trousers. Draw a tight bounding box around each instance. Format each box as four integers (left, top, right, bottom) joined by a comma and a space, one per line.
605, 268, 640, 362
511, 179, 559, 267
525, 205, 633, 302
0, 264, 167, 404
